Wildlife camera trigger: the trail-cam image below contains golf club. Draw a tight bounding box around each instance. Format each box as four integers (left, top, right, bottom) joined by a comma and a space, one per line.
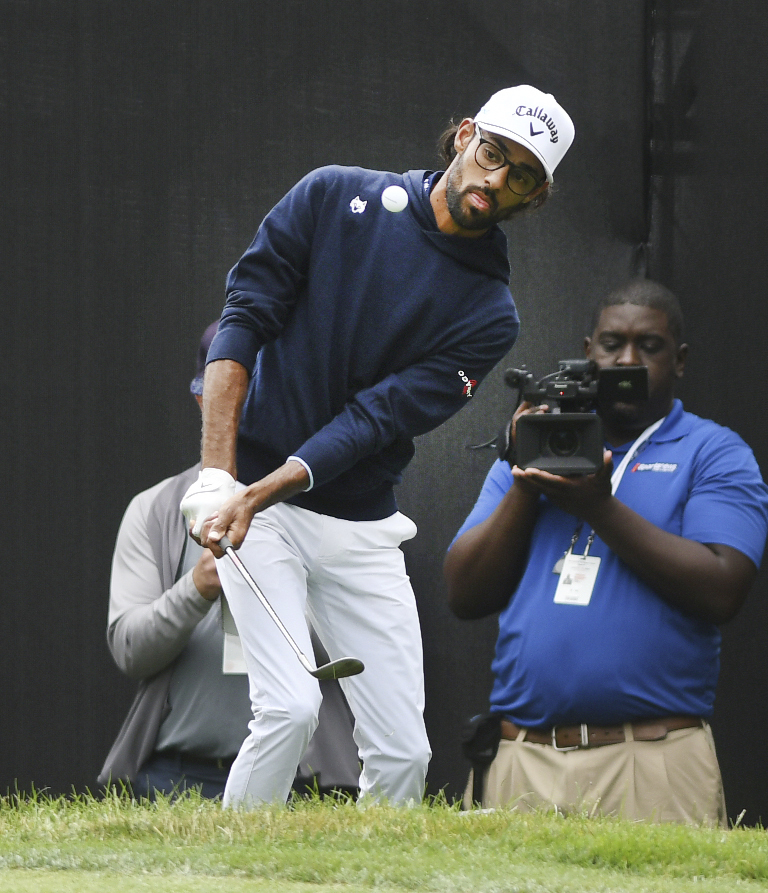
218, 535, 365, 680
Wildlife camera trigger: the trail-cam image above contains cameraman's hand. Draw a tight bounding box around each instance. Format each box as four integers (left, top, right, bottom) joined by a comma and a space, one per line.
512, 400, 549, 432
512, 450, 614, 518
507, 401, 549, 494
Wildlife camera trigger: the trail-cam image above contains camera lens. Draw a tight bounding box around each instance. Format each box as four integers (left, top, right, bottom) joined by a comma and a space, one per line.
547, 428, 580, 457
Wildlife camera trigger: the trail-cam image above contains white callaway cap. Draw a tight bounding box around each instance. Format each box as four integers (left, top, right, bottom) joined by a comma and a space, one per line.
474, 85, 575, 184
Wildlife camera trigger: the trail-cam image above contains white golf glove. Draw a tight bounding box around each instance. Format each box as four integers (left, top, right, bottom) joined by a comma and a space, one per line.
180, 467, 236, 537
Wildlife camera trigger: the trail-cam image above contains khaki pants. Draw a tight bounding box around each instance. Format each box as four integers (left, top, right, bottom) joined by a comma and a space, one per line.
464, 722, 727, 827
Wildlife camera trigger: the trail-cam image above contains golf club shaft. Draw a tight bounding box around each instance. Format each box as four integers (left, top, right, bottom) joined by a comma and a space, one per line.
218, 535, 316, 674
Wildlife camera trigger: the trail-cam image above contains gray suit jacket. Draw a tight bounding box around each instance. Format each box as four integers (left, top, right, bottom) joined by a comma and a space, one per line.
98, 465, 201, 785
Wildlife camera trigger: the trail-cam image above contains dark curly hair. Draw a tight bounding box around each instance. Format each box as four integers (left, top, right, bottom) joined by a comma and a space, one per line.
437, 120, 550, 213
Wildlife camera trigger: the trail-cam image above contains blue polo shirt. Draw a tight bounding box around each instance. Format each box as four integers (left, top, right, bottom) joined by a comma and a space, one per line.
452, 400, 768, 726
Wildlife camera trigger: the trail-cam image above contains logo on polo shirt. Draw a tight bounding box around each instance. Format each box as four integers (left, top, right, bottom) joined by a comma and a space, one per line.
350, 196, 367, 214
631, 462, 678, 473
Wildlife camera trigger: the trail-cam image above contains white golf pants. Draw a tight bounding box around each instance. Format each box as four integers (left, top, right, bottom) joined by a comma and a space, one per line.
217, 500, 431, 808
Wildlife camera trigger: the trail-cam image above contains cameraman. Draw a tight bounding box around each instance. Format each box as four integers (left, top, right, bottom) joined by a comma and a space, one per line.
444, 278, 768, 826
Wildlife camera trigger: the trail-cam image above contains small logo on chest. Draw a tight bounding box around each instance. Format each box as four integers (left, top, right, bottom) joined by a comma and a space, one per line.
631, 462, 678, 473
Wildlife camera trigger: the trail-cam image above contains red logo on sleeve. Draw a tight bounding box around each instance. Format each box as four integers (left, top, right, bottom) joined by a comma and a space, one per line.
458, 370, 477, 398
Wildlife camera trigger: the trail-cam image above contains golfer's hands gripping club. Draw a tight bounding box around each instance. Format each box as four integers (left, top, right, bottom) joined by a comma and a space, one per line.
180, 467, 236, 538
184, 460, 312, 556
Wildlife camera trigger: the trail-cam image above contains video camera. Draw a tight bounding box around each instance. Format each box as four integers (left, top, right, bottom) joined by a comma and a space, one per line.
499, 360, 649, 474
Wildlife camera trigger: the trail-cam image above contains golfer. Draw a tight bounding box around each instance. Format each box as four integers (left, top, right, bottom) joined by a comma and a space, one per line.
181, 85, 575, 808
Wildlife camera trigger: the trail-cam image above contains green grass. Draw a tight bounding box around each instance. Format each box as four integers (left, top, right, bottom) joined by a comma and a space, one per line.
1, 789, 767, 892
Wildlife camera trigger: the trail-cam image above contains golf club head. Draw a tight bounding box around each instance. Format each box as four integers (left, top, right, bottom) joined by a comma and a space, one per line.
218, 535, 365, 682
311, 657, 365, 680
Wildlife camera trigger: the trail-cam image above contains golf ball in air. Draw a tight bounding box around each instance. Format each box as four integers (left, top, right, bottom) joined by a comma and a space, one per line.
381, 184, 409, 213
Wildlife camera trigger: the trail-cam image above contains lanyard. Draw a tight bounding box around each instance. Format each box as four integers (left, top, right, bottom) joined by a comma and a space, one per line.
555, 415, 666, 566
609, 415, 665, 495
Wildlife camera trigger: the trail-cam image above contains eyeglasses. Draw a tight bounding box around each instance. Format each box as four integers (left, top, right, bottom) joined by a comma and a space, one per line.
474, 125, 544, 196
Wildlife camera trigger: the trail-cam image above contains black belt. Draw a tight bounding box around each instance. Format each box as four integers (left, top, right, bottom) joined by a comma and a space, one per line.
501, 716, 703, 751
156, 750, 235, 772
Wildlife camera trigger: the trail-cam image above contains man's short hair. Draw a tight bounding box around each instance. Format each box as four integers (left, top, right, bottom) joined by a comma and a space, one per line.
592, 278, 685, 346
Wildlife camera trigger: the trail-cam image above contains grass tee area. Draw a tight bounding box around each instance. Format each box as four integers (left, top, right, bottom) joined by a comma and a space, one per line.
1, 790, 767, 892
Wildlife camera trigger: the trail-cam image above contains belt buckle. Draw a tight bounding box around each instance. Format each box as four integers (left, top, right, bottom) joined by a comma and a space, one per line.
551, 723, 589, 752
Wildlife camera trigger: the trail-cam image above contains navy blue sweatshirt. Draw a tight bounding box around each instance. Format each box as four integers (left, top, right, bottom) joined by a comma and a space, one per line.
206, 166, 519, 520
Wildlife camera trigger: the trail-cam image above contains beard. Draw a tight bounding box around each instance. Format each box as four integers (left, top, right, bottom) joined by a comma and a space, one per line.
443, 158, 521, 230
